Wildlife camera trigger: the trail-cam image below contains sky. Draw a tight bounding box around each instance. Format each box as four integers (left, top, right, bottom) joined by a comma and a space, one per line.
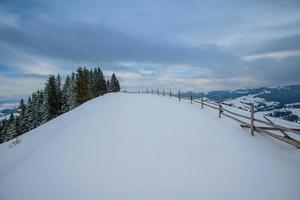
0, 0, 300, 99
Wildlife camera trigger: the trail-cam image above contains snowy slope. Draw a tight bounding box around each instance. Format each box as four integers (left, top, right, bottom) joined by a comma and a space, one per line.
0, 93, 300, 200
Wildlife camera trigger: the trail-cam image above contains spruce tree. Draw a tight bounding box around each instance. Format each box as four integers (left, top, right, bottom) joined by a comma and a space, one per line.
31, 92, 39, 128
18, 98, 26, 135
97, 68, 107, 95
106, 80, 111, 92
110, 73, 120, 92
36, 90, 46, 126
3, 113, 15, 142
62, 75, 71, 113
24, 97, 34, 131
75, 67, 91, 105
0, 121, 4, 143
0, 120, 7, 142
14, 116, 21, 137
88, 69, 95, 98
69, 72, 77, 109
30, 90, 45, 128
45, 75, 60, 120
56, 74, 62, 115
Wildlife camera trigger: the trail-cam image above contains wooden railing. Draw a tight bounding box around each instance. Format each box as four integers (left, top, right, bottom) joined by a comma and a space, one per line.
124, 89, 300, 149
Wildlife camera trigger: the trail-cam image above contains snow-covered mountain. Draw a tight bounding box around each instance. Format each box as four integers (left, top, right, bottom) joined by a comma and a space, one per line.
0, 99, 20, 121
0, 93, 299, 200
185, 85, 300, 123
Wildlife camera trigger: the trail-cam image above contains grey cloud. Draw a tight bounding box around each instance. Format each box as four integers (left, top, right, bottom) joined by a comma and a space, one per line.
1, 0, 300, 96
243, 56, 300, 85
0, 19, 241, 70
23, 73, 50, 79
250, 34, 300, 54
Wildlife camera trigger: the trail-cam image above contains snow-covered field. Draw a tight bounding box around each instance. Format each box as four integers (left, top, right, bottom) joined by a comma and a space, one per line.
224, 95, 300, 123
223, 95, 279, 110
0, 93, 299, 200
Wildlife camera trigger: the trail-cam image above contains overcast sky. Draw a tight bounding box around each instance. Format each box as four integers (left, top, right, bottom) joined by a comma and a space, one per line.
1, 0, 300, 99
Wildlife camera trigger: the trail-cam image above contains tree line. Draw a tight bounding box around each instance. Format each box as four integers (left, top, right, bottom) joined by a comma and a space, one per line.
0, 67, 120, 144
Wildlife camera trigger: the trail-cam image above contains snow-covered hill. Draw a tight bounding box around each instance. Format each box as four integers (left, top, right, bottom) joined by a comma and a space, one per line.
0, 93, 299, 200
200, 85, 300, 123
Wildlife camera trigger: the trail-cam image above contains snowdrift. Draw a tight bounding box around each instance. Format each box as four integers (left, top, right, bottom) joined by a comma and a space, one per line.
0, 93, 299, 200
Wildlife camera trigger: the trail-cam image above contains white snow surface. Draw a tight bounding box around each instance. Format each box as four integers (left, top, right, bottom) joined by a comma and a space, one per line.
0, 93, 300, 200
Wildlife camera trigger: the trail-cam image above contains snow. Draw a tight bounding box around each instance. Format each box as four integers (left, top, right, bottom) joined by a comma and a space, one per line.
218, 102, 300, 141
223, 95, 279, 111
0, 93, 300, 200
286, 102, 300, 106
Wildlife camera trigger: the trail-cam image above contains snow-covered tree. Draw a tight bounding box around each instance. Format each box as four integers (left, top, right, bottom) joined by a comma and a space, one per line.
62, 75, 71, 113
109, 73, 120, 92
0, 67, 121, 144
75, 67, 91, 106
18, 98, 27, 135
45, 75, 61, 120
1, 113, 16, 142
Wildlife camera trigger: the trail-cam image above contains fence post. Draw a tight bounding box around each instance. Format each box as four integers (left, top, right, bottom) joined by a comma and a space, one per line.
170, 89, 172, 98
219, 103, 222, 118
250, 103, 255, 136
190, 91, 193, 104
147, 88, 148, 94
201, 97, 204, 109
163, 89, 165, 96
178, 90, 181, 101
157, 88, 159, 95
151, 89, 153, 94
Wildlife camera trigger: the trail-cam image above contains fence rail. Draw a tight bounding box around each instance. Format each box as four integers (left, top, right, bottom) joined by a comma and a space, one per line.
125, 89, 300, 149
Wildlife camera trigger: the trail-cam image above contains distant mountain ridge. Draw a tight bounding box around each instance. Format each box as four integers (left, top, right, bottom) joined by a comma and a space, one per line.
181, 84, 300, 123
201, 85, 300, 105
0, 99, 20, 121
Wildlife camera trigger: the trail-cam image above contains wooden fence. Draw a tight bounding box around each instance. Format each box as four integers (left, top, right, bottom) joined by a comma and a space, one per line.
126, 89, 300, 149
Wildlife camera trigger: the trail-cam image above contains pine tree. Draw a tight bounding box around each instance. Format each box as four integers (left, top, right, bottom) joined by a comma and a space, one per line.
56, 74, 62, 115
75, 67, 91, 105
110, 73, 120, 92
0, 120, 5, 143
36, 90, 46, 126
97, 68, 107, 95
2, 113, 16, 142
14, 116, 21, 137
88, 69, 95, 98
45, 75, 60, 120
106, 80, 111, 92
62, 72, 77, 110
62, 75, 71, 113
29, 90, 45, 128
32, 92, 40, 128
18, 98, 26, 135
24, 97, 34, 131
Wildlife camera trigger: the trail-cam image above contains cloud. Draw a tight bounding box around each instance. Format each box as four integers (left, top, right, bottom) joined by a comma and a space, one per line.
1, 0, 300, 98
244, 50, 300, 61
0, 19, 241, 69
243, 56, 300, 86
0, 8, 18, 28
0, 75, 45, 99
0, 41, 64, 75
